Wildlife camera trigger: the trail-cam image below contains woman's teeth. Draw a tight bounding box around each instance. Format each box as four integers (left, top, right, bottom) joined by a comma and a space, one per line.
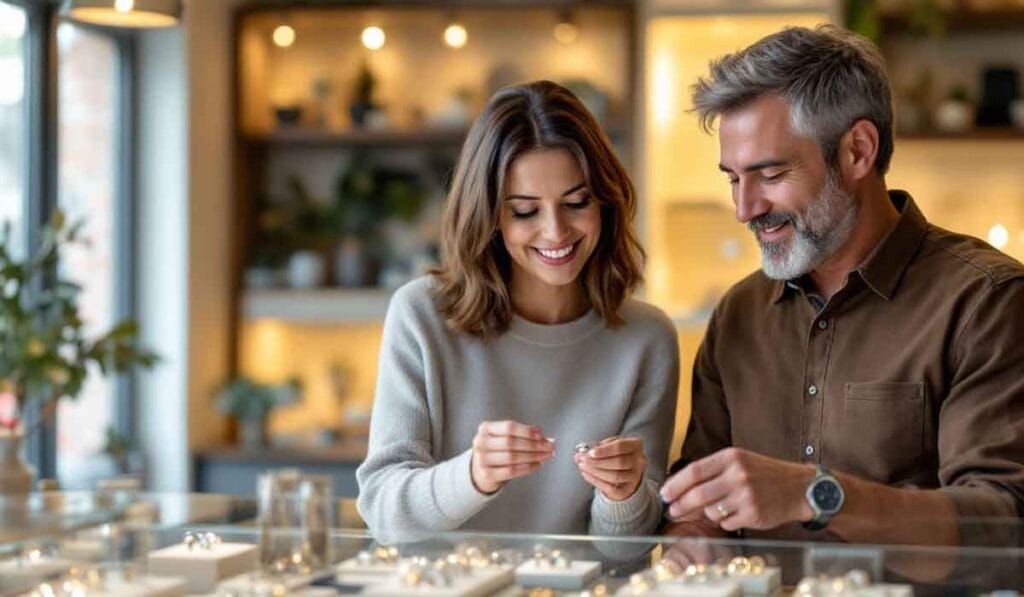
536, 244, 574, 259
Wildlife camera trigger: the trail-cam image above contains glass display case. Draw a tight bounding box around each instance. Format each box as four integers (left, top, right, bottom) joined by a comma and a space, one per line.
1, 492, 1022, 596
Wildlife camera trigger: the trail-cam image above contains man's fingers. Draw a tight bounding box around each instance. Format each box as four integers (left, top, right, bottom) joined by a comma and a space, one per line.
666, 475, 733, 520
660, 449, 735, 503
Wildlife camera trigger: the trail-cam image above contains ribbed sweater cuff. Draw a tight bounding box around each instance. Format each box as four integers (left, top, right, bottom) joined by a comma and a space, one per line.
432, 448, 498, 524
592, 478, 660, 527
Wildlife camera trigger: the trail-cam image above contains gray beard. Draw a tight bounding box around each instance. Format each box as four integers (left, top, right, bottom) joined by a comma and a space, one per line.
751, 170, 858, 281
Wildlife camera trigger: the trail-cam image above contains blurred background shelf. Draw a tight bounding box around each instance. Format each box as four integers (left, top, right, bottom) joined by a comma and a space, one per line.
880, 9, 1024, 34
898, 128, 1024, 141
243, 126, 470, 147
242, 288, 394, 323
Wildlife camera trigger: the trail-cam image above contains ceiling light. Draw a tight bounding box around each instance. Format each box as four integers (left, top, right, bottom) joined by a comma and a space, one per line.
62, 0, 181, 28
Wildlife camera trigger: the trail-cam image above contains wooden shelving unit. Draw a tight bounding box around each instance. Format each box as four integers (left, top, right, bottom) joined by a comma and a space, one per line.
243, 126, 470, 148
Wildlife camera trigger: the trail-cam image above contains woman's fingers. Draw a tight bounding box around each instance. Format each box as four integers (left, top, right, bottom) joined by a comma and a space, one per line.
473, 433, 554, 454
478, 449, 552, 467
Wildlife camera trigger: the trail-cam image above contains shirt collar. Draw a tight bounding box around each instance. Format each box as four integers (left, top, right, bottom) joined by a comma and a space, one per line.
771, 190, 928, 304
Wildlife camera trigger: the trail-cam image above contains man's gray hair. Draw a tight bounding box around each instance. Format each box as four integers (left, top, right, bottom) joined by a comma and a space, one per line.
692, 25, 894, 174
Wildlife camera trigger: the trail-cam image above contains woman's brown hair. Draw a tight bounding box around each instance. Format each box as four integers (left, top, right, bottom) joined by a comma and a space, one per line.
432, 80, 644, 337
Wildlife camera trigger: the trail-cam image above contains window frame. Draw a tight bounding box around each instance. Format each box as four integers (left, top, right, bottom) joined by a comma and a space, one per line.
7, 0, 138, 482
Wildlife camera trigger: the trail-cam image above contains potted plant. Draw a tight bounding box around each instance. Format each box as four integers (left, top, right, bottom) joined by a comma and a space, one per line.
331, 153, 427, 287
213, 377, 301, 448
0, 212, 159, 495
349, 62, 378, 128
934, 85, 974, 133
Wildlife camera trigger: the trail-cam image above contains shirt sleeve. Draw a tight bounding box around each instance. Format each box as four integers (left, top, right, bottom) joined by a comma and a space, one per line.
590, 312, 680, 536
673, 307, 733, 474
356, 286, 497, 544
941, 276, 1024, 523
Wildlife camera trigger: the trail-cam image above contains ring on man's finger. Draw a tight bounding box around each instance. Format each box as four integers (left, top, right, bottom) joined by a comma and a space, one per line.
715, 501, 731, 519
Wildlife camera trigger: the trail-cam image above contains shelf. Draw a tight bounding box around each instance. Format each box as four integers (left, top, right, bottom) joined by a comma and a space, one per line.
880, 9, 1024, 34
242, 126, 469, 147
897, 127, 1024, 141
242, 287, 394, 323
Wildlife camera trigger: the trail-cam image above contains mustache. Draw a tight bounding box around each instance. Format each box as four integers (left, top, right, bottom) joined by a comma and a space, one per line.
748, 211, 796, 234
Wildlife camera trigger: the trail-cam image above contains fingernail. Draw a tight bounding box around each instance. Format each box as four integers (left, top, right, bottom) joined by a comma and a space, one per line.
547, 437, 556, 443
659, 491, 670, 504
588, 450, 597, 458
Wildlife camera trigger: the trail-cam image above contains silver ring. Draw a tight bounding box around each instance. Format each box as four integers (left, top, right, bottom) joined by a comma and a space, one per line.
715, 501, 730, 519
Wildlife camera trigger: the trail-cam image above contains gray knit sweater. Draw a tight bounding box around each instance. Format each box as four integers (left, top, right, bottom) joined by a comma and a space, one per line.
356, 277, 680, 543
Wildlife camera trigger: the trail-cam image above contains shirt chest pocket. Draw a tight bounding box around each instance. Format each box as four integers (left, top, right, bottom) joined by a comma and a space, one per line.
840, 381, 925, 483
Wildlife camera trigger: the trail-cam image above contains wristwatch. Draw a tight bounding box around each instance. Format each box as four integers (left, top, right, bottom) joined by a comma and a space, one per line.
803, 465, 844, 531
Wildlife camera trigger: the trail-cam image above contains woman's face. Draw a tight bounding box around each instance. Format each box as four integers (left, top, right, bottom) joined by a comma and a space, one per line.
498, 147, 601, 291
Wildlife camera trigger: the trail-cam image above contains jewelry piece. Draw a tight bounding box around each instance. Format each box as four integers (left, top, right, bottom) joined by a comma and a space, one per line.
533, 544, 551, 567
653, 558, 682, 581
199, 532, 221, 550
727, 556, 751, 575
580, 583, 609, 597
574, 442, 592, 454
550, 549, 572, 569
748, 555, 767, 575
183, 531, 199, 550
845, 569, 870, 588
715, 501, 731, 519
795, 577, 819, 595
629, 571, 658, 594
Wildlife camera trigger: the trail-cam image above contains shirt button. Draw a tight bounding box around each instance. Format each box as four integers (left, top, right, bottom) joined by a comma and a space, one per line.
805, 445, 815, 456
808, 385, 819, 396
817, 320, 829, 330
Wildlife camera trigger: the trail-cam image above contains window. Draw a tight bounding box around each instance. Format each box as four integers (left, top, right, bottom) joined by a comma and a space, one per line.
0, 2, 26, 257
55, 21, 122, 488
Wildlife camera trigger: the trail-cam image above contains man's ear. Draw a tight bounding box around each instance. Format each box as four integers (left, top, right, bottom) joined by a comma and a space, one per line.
839, 119, 880, 182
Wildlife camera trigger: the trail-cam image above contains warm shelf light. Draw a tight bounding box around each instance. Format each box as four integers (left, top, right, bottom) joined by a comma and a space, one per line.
443, 22, 467, 49
554, 11, 578, 45
272, 24, 295, 48
62, 0, 181, 28
361, 26, 385, 51
988, 224, 1009, 249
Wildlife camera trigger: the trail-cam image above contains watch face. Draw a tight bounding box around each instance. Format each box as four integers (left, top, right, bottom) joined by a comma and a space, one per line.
813, 479, 843, 512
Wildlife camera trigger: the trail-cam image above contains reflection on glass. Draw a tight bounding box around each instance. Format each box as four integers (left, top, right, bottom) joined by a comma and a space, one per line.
0, 2, 26, 258
55, 22, 119, 489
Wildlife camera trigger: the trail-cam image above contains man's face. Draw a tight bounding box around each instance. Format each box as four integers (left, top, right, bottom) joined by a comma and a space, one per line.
718, 95, 857, 280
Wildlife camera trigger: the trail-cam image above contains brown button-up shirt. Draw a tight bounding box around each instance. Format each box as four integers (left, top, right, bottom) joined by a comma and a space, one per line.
676, 191, 1024, 536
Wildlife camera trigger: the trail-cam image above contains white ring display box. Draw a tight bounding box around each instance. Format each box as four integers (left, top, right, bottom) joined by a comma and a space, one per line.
72, 575, 188, 597
146, 538, 258, 593
514, 558, 602, 590
0, 553, 73, 592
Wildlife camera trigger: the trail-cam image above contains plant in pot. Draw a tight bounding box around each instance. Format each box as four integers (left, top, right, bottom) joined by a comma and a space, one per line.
349, 62, 378, 128
213, 377, 301, 448
280, 175, 335, 289
0, 213, 159, 495
331, 154, 428, 287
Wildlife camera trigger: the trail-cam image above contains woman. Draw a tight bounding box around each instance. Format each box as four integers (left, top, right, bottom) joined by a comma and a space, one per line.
356, 81, 679, 542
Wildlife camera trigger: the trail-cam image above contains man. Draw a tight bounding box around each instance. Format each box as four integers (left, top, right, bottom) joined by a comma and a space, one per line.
660, 25, 1024, 547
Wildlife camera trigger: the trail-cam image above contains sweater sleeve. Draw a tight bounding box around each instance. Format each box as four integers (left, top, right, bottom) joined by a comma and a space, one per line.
590, 309, 680, 536
356, 283, 497, 543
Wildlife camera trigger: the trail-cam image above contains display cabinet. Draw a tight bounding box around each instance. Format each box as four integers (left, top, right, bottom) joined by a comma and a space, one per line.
2, 492, 1022, 596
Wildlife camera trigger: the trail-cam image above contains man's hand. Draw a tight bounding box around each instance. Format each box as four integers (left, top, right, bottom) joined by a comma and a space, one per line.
660, 447, 815, 531
470, 420, 554, 494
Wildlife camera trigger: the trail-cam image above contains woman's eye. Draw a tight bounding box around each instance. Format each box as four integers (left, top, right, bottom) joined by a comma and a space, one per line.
512, 209, 538, 219
565, 196, 592, 209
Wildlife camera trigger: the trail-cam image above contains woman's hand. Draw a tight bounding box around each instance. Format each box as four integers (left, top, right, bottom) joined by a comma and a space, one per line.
470, 420, 555, 494
575, 436, 647, 502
